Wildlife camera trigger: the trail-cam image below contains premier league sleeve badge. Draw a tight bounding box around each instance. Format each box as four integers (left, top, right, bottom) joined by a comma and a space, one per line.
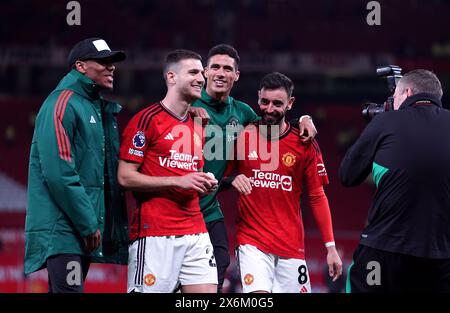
133, 131, 146, 148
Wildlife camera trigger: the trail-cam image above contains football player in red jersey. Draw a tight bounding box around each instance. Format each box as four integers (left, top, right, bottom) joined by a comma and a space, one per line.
227, 72, 342, 293
118, 50, 218, 293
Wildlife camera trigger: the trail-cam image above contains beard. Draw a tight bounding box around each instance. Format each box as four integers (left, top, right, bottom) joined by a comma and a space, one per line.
262, 111, 284, 125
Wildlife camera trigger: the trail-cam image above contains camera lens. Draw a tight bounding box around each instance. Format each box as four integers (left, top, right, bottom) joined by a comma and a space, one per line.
362, 103, 385, 121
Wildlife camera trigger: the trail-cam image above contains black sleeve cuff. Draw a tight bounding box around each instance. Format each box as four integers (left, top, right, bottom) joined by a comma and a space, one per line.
219, 176, 236, 191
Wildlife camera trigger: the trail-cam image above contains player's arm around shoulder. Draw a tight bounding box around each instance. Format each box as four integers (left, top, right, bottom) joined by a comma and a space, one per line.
298, 115, 317, 142
188, 105, 210, 126
289, 117, 318, 142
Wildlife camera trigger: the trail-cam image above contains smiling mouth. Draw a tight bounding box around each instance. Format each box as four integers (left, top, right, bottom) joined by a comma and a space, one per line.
214, 80, 226, 86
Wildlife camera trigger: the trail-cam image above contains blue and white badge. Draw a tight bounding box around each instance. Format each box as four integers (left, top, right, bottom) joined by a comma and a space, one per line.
132, 131, 146, 148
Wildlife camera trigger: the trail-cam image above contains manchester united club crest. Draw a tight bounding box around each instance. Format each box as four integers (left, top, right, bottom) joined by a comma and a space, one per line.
226, 117, 240, 142
144, 273, 156, 286
227, 117, 240, 128
133, 131, 146, 148
282, 152, 296, 167
244, 273, 254, 285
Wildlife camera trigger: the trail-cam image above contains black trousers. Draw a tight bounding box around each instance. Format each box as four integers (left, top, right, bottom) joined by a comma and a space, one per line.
348, 244, 450, 293
46, 254, 91, 293
206, 219, 230, 293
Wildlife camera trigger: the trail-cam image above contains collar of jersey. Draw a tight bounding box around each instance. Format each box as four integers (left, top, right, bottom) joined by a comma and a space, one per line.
257, 121, 291, 141
200, 88, 233, 107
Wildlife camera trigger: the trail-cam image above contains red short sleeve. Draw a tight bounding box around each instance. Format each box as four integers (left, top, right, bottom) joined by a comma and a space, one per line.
119, 114, 152, 164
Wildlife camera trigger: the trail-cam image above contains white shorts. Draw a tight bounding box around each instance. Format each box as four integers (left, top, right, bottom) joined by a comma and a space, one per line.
237, 244, 311, 293
128, 233, 218, 293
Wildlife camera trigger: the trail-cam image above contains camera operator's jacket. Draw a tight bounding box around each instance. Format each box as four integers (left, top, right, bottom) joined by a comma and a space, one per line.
25, 69, 128, 275
339, 93, 450, 258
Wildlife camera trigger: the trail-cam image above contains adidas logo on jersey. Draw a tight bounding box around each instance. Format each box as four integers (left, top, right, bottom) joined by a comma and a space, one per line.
300, 285, 308, 293
90, 116, 96, 123
248, 151, 258, 160
164, 133, 174, 140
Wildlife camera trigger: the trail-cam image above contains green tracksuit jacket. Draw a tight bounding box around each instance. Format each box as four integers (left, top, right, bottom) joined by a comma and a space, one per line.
25, 69, 128, 275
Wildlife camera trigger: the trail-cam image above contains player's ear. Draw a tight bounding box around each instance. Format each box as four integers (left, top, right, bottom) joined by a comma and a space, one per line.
287, 96, 295, 110
235, 70, 240, 82
166, 70, 176, 85
406, 87, 414, 97
75, 60, 87, 74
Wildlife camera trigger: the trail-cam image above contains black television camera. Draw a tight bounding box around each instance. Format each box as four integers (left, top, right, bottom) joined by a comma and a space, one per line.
362, 65, 403, 121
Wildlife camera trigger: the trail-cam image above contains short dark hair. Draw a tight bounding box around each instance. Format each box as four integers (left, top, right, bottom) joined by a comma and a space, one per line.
163, 49, 202, 78
206, 44, 240, 70
259, 72, 294, 97
400, 69, 443, 100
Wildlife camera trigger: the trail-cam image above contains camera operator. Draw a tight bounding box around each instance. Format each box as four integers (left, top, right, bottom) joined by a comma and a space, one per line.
339, 69, 450, 292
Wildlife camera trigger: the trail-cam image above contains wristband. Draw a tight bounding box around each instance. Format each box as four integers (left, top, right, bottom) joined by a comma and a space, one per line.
325, 241, 335, 248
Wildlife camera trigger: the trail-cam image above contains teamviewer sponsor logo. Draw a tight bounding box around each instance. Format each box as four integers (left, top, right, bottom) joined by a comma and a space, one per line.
159, 150, 199, 171
250, 169, 292, 191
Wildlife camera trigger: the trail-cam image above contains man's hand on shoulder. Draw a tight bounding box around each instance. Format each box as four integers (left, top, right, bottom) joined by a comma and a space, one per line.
189, 107, 210, 126
298, 115, 317, 142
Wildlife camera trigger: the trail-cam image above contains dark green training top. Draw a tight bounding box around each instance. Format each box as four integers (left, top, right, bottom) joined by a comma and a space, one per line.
192, 89, 258, 223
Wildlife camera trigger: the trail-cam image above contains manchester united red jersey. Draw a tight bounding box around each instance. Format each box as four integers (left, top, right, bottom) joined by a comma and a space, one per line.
235, 123, 329, 259
119, 102, 206, 240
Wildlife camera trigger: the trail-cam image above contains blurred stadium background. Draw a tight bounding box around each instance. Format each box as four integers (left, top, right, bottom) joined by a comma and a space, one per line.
1, 0, 449, 292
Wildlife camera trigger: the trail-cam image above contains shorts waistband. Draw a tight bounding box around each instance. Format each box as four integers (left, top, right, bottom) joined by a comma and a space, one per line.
165, 233, 201, 239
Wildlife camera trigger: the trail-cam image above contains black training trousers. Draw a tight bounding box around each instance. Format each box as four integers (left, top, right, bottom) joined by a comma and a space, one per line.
46, 254, 91, 293
206, 219, 230, 293
348, 244, 450, 293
